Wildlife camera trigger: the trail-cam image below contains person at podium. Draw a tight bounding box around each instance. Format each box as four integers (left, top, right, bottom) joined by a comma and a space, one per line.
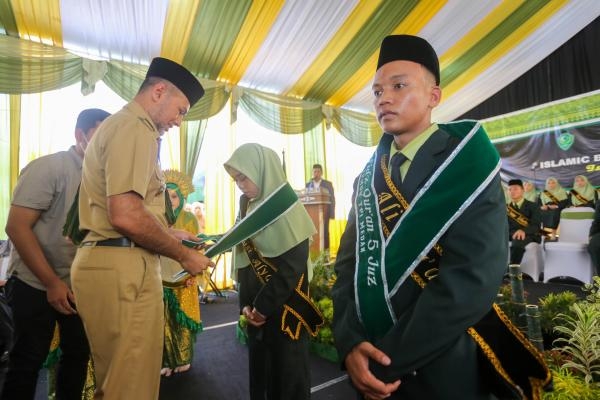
305, 163, 335, 250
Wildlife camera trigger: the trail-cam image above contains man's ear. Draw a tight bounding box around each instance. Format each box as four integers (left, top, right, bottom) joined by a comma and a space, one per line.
429, 85, 442, 108
152, 81, 168, 102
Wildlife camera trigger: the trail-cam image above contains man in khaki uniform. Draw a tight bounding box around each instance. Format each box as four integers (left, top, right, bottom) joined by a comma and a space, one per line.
71, 57, 212, 399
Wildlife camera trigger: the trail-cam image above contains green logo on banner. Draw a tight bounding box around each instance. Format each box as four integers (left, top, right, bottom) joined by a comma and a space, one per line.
557, 132, 574, 151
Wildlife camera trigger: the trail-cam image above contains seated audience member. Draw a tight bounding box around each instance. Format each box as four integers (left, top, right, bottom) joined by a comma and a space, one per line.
539, 177, 568, 237
192, 202, 206, 234
589, 200, 600, 276
569, 175, 596, 208
507, 179, 542, 265
523, 180, 539, 203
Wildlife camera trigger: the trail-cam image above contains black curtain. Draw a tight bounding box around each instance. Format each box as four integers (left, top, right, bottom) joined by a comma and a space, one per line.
458, 16, 600, 120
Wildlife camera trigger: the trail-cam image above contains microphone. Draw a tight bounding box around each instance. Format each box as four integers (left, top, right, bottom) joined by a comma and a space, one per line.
530, 162, 538, 170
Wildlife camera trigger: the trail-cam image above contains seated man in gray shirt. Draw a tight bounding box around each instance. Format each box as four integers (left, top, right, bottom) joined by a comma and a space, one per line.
2, 108, 110, 400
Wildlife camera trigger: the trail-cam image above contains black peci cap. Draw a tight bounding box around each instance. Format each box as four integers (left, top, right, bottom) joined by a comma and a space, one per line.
146, 57, 205, 107
76, 108, 110, 132
508, 179, 524, 187
376, 35, 440, 85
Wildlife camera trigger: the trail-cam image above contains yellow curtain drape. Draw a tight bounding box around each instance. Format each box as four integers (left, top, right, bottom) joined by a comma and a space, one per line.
9, 94, 20, 197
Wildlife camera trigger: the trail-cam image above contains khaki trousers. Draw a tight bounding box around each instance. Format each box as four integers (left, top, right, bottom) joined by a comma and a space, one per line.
71, 245, 164, 400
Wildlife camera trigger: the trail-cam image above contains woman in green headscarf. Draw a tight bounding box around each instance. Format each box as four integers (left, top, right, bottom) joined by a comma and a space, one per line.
523, 180, 538, 203
224, 143, 318, 400
539, 177, 569, 235
160, 169, 202, 376
569, 174, 597, 208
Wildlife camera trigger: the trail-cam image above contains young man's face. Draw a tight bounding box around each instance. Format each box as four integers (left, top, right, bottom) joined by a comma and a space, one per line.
372, 60, 440, 136
509, 185, 524, 201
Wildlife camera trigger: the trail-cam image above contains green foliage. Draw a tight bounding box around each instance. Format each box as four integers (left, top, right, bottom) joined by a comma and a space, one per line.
553, 302, 600, 385
313, 294, 335, 345
582, 276, 600, 305
307, 251, 337, 346
316, 326, 334, 345
543, 366, 600, 400
239, 314, 247, 329
539, 291, 579, 334
309, 251, 336, 302
497, 283, 527, 323
317, 297, 334, 322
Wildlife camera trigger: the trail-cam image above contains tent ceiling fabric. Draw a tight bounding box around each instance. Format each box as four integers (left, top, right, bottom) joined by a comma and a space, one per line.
1, 0, 600, 122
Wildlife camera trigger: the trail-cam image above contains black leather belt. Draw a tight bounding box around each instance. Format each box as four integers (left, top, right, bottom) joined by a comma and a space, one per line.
81, 238, 136, 247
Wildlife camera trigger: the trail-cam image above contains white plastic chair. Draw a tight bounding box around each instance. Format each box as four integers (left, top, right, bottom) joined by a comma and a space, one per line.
519, 242, 544, 281
543, 207, 595, 284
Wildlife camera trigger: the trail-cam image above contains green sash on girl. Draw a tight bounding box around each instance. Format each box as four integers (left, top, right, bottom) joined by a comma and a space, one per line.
354, 120, 500, 340
171, 183, 298, 282
205, 182, 298, 258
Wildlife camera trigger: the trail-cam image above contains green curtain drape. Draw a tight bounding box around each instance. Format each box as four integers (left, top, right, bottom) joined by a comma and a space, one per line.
302, 122, 326, 182
238, 87, 323, 134
0, 0, 18, 37
0, 35, 81, 94
102, 59, 230, 121
181, 119, 207, 177
332, 108, 382, 147
0, 35, 382, 149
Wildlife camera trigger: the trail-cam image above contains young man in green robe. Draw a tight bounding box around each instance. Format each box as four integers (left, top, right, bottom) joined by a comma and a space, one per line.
331, 35, 512, 399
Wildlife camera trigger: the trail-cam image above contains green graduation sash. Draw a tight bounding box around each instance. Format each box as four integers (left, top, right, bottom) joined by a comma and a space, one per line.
170, 182, 298, 282
354, 121, 551, 398
354, 120, 500, 340
204, 182, 298, 258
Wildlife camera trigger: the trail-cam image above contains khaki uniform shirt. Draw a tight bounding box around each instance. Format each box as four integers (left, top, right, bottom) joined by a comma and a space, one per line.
79, 101, 167, 241
8, 146, 82, 290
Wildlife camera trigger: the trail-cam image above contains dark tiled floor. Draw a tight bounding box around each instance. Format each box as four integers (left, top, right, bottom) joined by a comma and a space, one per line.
34, 280, 584, 399
35, 290, 355, 400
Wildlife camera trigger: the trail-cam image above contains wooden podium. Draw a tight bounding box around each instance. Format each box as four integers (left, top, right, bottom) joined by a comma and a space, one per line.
296, 189, 332, 255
